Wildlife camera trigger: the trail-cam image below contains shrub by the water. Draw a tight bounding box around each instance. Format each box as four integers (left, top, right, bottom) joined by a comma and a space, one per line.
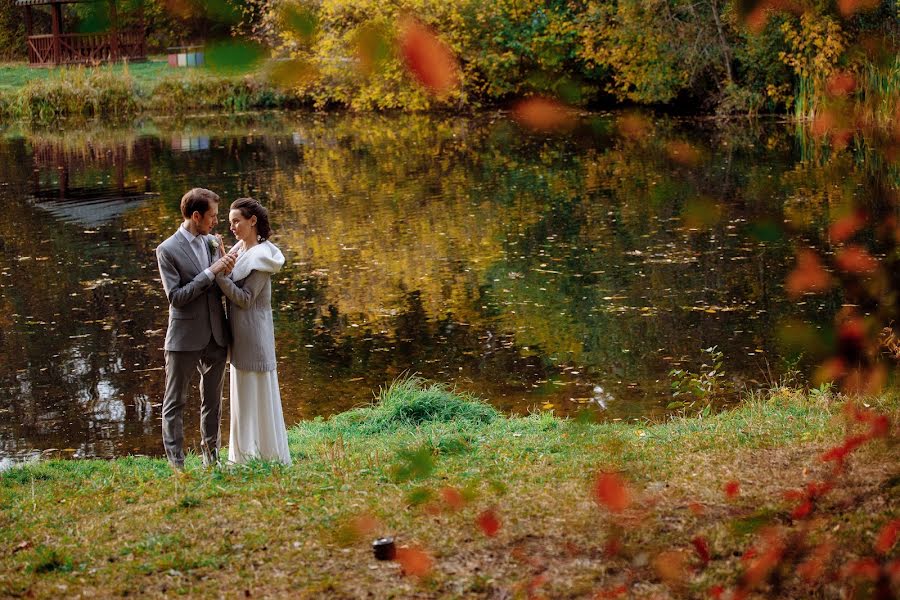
319, 376, 500, 436
11, 66, 138, 121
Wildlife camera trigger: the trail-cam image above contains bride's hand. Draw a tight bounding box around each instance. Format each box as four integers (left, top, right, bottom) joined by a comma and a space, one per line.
228, 240, 244, 255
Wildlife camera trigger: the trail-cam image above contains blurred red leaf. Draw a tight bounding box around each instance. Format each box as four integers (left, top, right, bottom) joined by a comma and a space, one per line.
688, 501, 705, 516
594, 472, 632, 513
594, 584, 628, 598
527, 573, 548, 598
837, 0, 880, 17
398, 17, 460, 96
512, 97, 576, 132
790, 499, 813, 520
826, 71, 857, 97
742, 528, 785, 589
813, 357, 846, 386
724, 480, 740, 499
797, 542, 835, 582
786, 249, 832, 297
691, 536, 711, 566
395, 545, 433, 577
835, 245, 878, 274
440, 486, 465, 511
707, 584, 725, 599
476, 508, 501, 537
603, 536, 622, 557
843, 557, 880, 580
829, 210, 866, 242
843, 365, 887, 395
876, 519, 900, 555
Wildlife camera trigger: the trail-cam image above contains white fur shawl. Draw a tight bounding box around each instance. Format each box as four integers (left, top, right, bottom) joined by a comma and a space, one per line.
229, 240, 285, 281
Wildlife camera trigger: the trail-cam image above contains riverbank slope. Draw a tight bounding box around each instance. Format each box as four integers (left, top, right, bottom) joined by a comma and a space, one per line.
1, 378, 898, 598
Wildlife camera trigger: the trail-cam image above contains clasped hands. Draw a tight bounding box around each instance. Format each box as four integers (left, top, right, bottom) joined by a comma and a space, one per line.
210, 234, 237, 276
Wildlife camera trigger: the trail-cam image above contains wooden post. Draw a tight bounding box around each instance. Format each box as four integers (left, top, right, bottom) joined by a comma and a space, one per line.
51, 3, 62, 65
24, 6, 34, 63
108, 0, 119, 61
24, 7, 33, 37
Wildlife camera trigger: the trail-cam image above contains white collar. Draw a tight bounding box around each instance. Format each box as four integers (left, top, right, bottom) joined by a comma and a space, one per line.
179, 223, 204, 243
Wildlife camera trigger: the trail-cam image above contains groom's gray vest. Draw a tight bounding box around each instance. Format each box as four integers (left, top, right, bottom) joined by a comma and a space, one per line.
156, 230, 229, 351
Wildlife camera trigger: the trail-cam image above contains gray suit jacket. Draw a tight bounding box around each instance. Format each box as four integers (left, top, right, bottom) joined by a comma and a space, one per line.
156, 229, 229, 351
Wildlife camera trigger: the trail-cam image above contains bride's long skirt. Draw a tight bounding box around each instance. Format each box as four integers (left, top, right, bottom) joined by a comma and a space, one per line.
228, 366, 292, 465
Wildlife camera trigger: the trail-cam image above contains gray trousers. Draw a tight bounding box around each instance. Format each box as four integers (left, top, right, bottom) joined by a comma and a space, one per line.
162, 339, 228, 467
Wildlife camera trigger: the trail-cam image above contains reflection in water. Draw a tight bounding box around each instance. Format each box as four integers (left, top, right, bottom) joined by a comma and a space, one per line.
0, 113, 880, 459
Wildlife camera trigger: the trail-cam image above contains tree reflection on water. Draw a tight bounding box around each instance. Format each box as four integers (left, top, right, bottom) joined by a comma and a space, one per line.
0, 112, 889, 459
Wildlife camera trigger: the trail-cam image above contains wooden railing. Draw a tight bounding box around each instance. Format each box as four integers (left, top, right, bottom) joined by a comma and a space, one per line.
27, 31, 146, 65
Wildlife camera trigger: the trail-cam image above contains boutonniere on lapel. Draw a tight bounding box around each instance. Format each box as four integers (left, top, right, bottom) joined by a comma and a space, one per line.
207, 236, 219, 255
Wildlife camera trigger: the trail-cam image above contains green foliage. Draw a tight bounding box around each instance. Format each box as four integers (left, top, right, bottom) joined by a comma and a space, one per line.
668, 346, 728, 404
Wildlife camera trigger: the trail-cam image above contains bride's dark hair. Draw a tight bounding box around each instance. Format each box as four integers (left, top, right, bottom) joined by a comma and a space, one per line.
231, 198, 272, 240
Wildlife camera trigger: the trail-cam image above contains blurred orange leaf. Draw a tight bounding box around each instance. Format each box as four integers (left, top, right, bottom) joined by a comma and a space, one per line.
653, 550, 688, 587
666, 141, 702, 166
398, 17, 460, 97
395, 546, 433, 577
835, 245, 878, 274
440, 486, 465, 511
826, 71, 856, 97
616, 113, 651, 140
476, 508, 501, 537
593, 472, 632, 513
786, 249, 832, 297
512, 97, 576, 132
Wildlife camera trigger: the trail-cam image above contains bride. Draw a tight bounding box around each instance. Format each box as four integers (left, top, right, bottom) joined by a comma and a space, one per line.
216, 198, 291, 465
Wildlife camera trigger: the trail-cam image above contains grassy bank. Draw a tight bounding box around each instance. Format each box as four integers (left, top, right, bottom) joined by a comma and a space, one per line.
1, 378, 898, 598
0, 60, 303, 122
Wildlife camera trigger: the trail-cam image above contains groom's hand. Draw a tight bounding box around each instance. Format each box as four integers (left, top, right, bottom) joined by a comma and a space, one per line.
211, 253, 236, 275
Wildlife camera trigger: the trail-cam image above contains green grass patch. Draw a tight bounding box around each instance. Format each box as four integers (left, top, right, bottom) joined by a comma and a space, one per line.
0, 380, 897, 598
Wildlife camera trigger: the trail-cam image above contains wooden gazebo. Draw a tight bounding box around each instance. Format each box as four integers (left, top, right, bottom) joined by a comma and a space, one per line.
17, 0, 146, 66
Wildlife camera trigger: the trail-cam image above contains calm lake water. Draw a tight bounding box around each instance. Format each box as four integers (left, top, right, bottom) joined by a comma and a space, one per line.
0, 111, 872, 460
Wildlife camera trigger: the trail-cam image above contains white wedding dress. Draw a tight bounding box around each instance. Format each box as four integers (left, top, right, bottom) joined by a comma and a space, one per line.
229, 366, 291, 465
219, 241, 292, 466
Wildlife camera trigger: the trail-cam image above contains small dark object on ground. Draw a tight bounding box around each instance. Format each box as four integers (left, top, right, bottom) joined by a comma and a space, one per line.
372, 537, 396, 560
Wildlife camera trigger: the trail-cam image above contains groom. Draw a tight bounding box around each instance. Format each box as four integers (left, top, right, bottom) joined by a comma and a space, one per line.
156, 188, 236, 471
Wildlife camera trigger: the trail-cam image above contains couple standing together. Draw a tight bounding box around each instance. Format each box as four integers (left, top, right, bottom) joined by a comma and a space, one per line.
155, 188, 291, 471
